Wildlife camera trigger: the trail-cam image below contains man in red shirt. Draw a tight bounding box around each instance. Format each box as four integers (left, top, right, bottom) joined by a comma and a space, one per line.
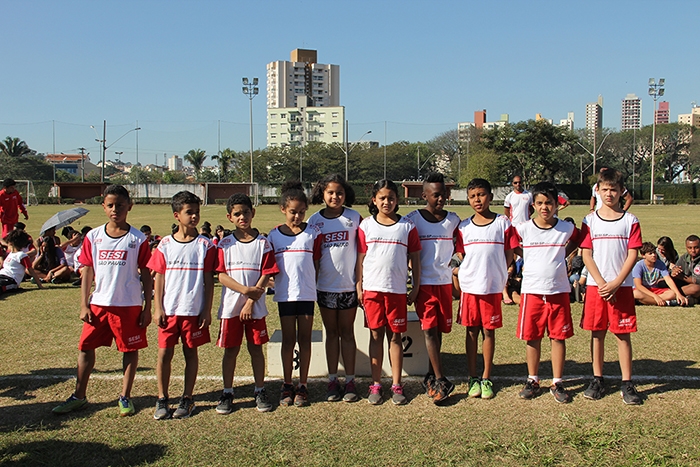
0, 179, 29, 238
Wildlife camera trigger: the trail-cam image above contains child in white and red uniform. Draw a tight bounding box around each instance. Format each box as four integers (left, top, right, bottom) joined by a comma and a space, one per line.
215, 193, 278, 414
53, 185, 152, 416
268, 181, 322, 407
357, 179, 421, 406
455, 178, 518, 400
148, 190, 216, 420
0, 229, 43, 294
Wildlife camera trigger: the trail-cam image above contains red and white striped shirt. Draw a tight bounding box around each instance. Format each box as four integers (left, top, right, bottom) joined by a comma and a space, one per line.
268, 223, 322, 302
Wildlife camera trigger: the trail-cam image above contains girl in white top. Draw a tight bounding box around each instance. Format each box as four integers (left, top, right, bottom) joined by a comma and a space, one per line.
308, 174, 362, 403
267, 181, 322, 407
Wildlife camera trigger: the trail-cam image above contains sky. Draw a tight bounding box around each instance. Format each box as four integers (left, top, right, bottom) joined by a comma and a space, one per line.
1, 0, 698, 167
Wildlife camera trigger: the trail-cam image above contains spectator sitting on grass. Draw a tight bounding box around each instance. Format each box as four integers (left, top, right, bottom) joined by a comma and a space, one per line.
632, 242, 689, 306
671, 235, 700, 300
0, 229, 43, 294
33, 228, 71, 283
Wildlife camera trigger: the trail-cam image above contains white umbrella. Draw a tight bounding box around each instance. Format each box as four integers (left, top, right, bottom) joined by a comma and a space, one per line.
40, 207, 90, 236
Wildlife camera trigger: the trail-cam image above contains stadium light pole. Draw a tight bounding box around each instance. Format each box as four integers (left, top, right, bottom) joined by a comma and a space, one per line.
91, 123, 140, 183
242, 77, 259, 185
649, 77, 665, 204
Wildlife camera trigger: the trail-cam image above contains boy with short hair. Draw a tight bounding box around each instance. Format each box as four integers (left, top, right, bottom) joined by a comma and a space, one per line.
0, 229, 43, 294
513, 182, 580, 403
580, 168, 643, 405
455, 178, 518, 399
632, 242, 688, 306
406, 172, 460, 404
670, 235, 700, 300
0, 178, 29, 239
53, 185, 152, 415
215, 193, 278, 414
148, 191, 216, 420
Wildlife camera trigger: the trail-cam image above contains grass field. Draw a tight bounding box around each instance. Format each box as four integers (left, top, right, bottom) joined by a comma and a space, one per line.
1, 203, 700, 466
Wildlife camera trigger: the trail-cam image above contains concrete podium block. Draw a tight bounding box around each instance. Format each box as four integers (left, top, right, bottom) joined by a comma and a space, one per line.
266, 329, 328, 378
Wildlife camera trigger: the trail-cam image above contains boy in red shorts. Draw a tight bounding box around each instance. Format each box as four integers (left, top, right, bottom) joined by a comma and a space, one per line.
513, 182, 580, 403
147, 191, 216, 419
455, 178, 518, 400
580, 168, 643, 405
53, 185, 152, 416
215, 193, 278, 414
406, 173, 460, 404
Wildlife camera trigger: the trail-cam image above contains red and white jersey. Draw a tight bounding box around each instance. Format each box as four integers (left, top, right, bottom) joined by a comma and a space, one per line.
515, 219, 581, 294
78, 224, 151, 307
0, 251, 31, 285
358, 215, 421, 294
216, 232, 279, 319
405, 209, 460, 286
308, 207, 361, 293
63, 242, 81, 268
455, 215, 518, 294
504, 190, 533, 225
268, 223, 322, 302
580, 211, 642, 287
147, 234, 217, 317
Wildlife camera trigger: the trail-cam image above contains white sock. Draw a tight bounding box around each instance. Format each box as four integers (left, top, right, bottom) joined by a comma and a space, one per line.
552, 377, 563, 385
345, 374, 355, 382
528, 375, 539, 384
254, 386, 264, 394
223, 388, 234, 394
328, 373, 338, 382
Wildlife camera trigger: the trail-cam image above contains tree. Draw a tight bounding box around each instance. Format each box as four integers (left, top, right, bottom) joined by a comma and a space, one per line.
184, 149, 207, 180
162, 170, 187, 184
426, 129, 461, 180
464, 147, 501, 185
212, 148, 236, 182
0, 136, 32, 158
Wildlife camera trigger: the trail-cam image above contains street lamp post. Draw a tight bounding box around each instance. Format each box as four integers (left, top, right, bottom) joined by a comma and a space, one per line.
340, 125, 371, 181
91, 122, 141, 183
576, 132, 610, 183
649, 77, 665, 204
242, 77, 259, 187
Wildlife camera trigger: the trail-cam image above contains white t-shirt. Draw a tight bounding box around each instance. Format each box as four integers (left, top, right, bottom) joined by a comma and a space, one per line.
405, 209, 460, 286
63, 242, 81, 268
78, 224, 151, 307
147, 234, 217, 317
216, 232, 279, 319
308, 207, 361, 293
504, 190, 533, 225
455, 215, 518, 294
268, 223, 322, 302
580, 211, 642, 287
514, 219, 580, 294
0, 251, 31, 285
358, 215, 421, 294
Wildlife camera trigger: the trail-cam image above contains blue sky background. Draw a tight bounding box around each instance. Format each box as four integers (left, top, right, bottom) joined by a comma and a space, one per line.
1, 0, 697, 167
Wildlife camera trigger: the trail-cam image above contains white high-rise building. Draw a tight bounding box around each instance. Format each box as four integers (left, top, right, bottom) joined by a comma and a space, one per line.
168, 155, 183, 171
267, 49, 344, 147
585, 95, 603, 135
621, 94, 642, 130
558, 112, 574, 131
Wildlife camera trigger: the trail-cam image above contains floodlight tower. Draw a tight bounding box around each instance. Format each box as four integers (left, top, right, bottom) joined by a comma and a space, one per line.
649, 78, 665, 203
242, 77, 259, 184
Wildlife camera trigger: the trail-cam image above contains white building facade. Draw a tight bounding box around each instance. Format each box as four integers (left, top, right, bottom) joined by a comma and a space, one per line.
621, 93, 642, 130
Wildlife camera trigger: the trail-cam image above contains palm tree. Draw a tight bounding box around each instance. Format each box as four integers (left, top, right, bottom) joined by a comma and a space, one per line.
184, 149, 207, 180
0, 136, 32, 158
211, 148, 235, 182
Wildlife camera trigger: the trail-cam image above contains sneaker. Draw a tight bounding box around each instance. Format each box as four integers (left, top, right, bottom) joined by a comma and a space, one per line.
71, 279, 82, 286
433, 378, 455, 405
52, 395, 87, 414
326, 379, 341, 402
422, 373, 436, 395
518, 379, 541, 400
173, 397, 195, 419
216, 392, 234, 415
621, 383, 642, 405
583, 377, 605, 400
294, 385, 309, 407
550, 382, 572, 404
467, 377, 482, 398
367, 384, 383, 405
118, 396, 135, 417
342, 380, 359, 402
480, 379, 494, 399
280, 384, 295, 407
153, 397, 171, 420
255, 389, 273, 413
391, 384, 407, 405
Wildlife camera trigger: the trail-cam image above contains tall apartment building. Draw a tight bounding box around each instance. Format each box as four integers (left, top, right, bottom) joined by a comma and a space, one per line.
621, 94, 642, 130
168, 155, 183, 171
678, 105, 700, 128
585, 95, 603, 135
558, 112, 574, 131
267, 49, 344, 147
655, 101, 670, 125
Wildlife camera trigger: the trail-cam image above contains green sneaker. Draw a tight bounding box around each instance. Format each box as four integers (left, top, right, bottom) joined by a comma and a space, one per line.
118, 396, 135, 417
52, 395, 87, 414
467, 377, 482, 398
480, 379, 494, 399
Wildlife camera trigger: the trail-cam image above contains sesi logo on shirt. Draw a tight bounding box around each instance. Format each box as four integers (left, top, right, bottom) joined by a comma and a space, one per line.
324, 231, 348, 243
98, 250, 127, 260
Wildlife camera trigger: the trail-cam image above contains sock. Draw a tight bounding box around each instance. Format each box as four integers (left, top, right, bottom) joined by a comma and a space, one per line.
528, 375, 539, 384
254, 386, 264, 394
223, 388, 234, 394
345, 374, 355, 383
622, 379, 632, 386
594, 375, 604, 383
552, 377, 563, 385
328, 373, 338, 382
298, 382, 307, 389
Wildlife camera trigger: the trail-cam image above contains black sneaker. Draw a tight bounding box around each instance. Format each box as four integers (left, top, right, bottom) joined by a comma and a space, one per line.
432, 378, 455, 405
621, 383, 642, 405
583, 377, 605, 400
172, 397, 195, 419
216, 392, 234, 415
280, 383, 295, 407
255, 388, 273, 412
550, 382, 572, 404
422, 373, 436, 395
518, 379, 541, 400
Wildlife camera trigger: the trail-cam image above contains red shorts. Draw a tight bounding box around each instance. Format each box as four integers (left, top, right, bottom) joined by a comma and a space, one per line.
217, 317, 269, 348
581, 286, 636, 333
517, 293, 574, 341
2, 223, 14, 239
158, 315, 211, 349
362, 291, 407, 333
649, 287, 668, 295
415, 284, 453, 333
457, 292, 502, 329
78, 305, 148, 352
